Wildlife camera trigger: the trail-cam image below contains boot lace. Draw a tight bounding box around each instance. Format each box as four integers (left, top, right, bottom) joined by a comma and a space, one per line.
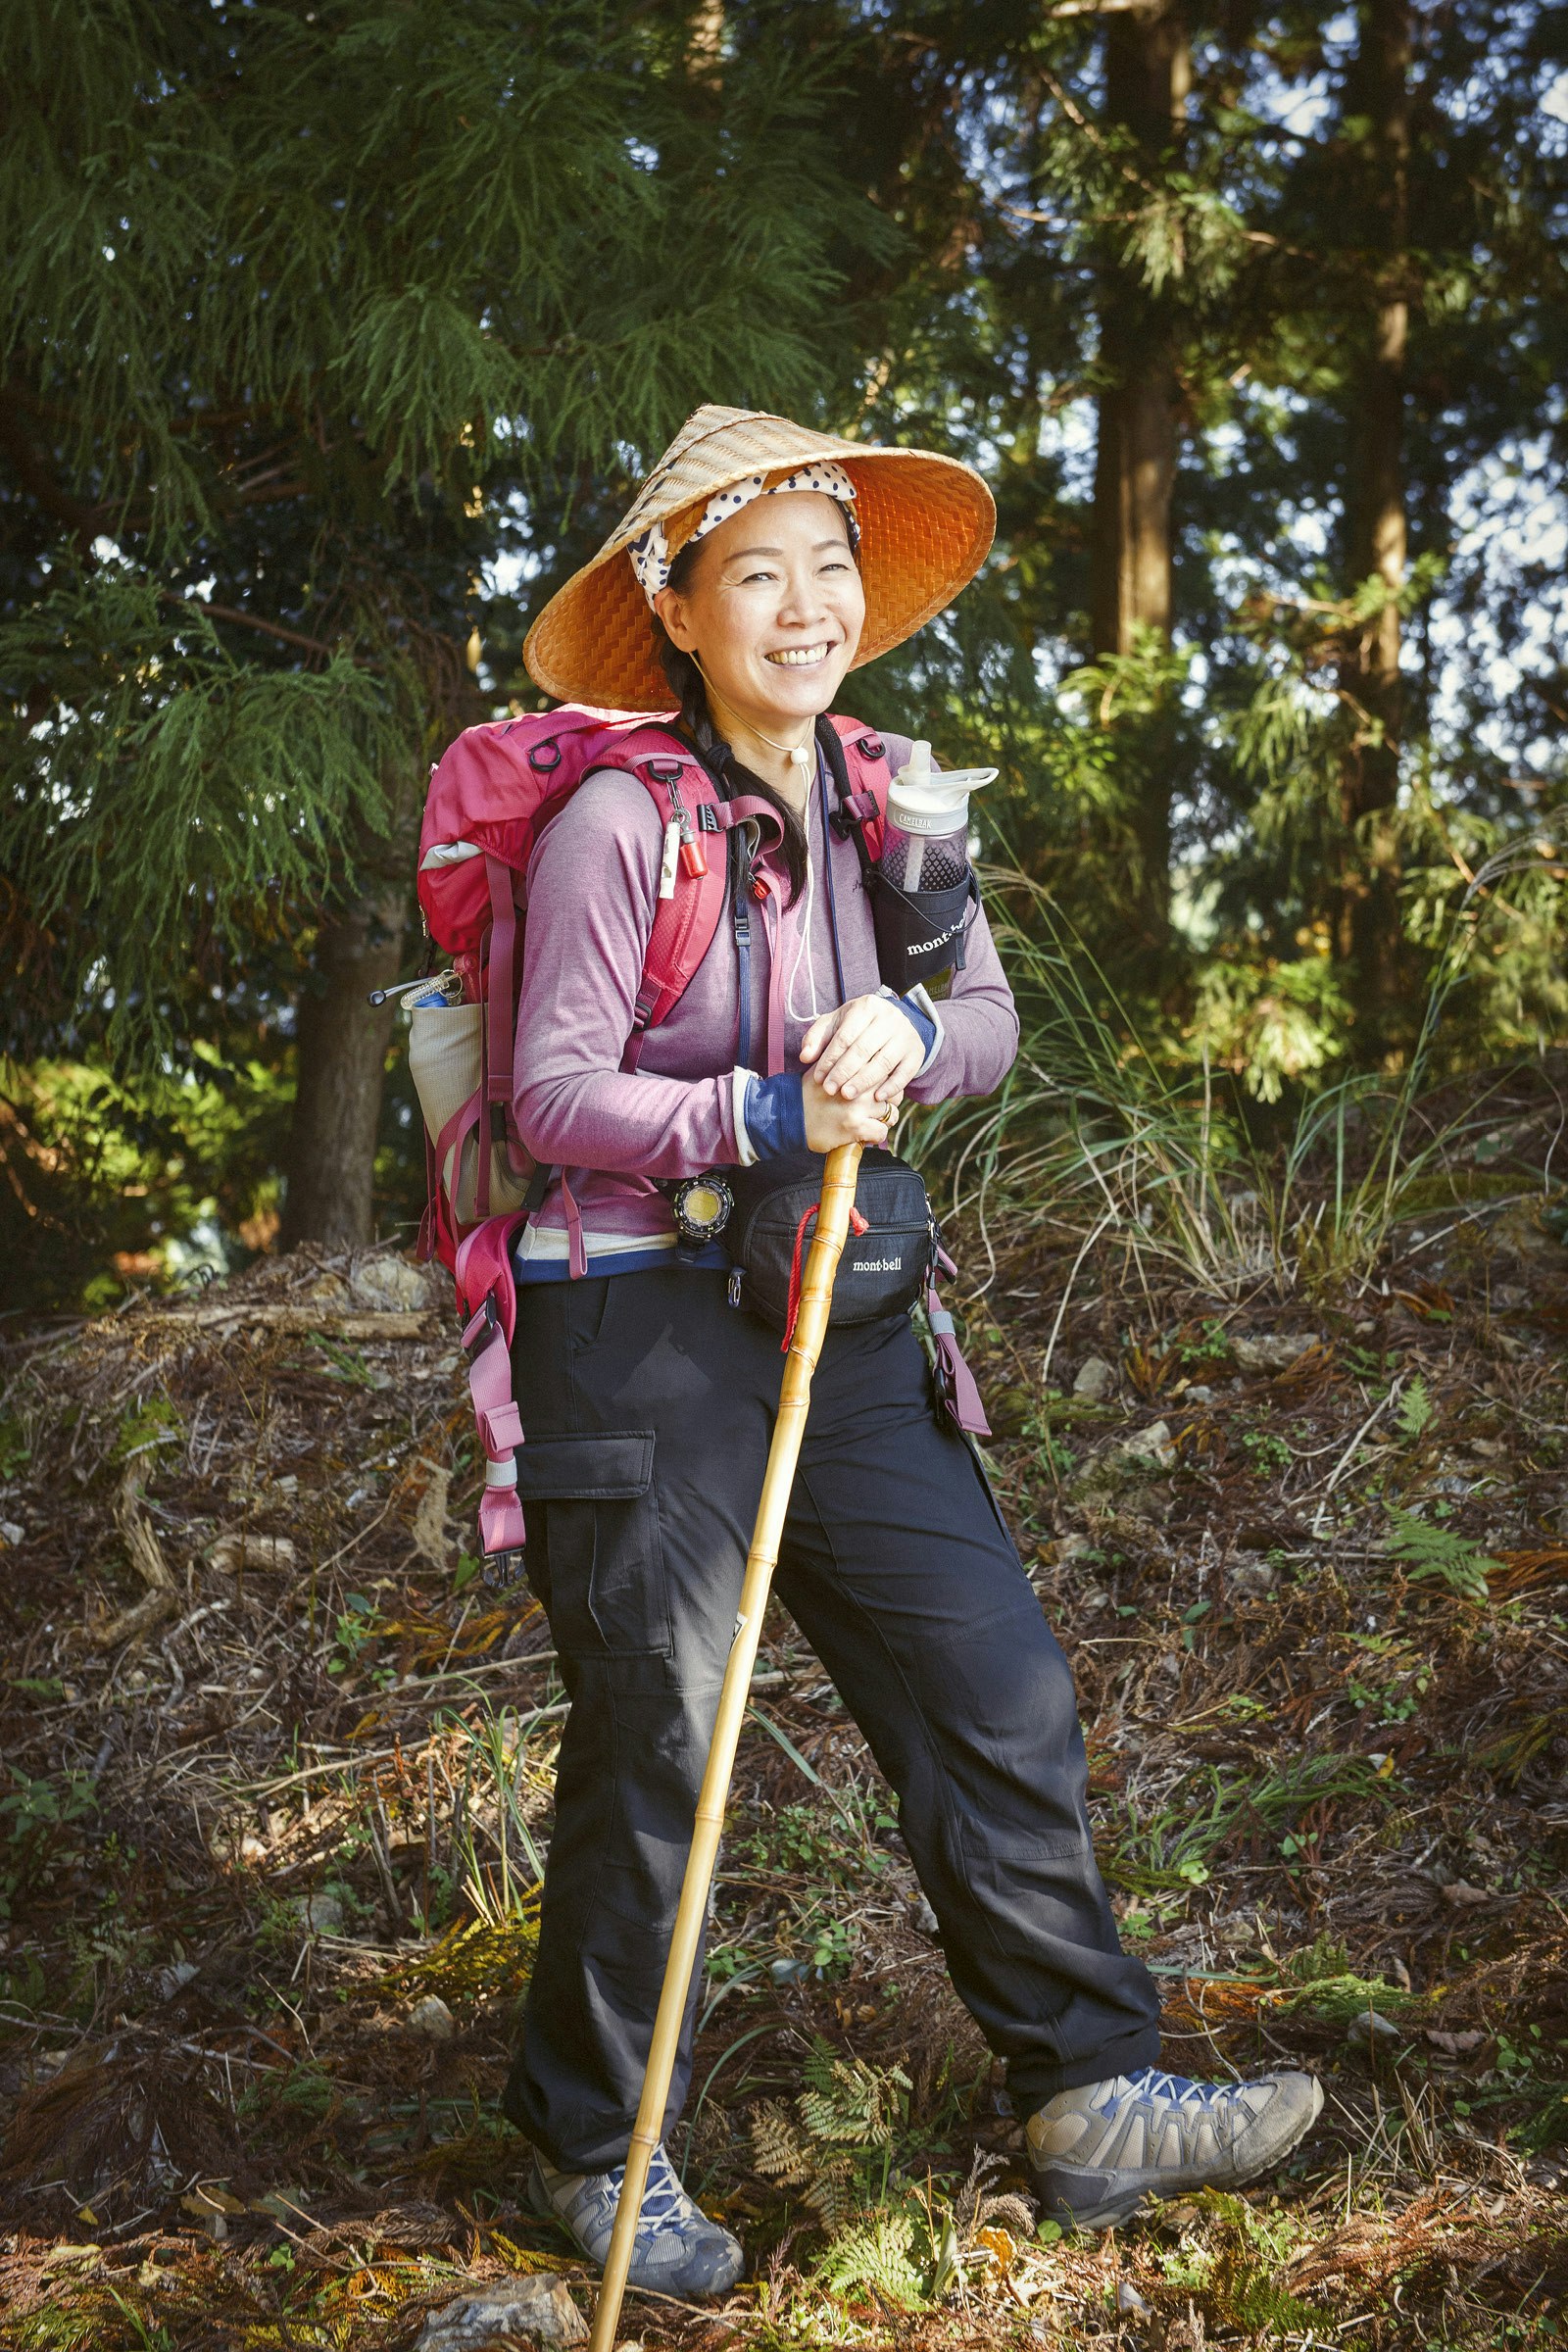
604, 2144, 691, 2234
1121, 2069, 1229, 2113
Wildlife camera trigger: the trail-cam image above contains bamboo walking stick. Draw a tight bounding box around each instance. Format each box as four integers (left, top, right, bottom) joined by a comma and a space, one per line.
587, 1141, 863, 2352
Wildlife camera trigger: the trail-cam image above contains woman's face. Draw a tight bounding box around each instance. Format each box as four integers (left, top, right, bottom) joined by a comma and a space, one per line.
656, 490, 865, 732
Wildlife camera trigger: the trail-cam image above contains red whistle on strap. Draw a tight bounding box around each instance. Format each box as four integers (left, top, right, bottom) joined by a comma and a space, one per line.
668, 777, 709, 877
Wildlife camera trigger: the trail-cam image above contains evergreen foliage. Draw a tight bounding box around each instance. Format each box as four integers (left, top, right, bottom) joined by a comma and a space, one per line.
0, 0, 880, 1037
783, 0, 1568, 1073
4, 0, 1567, 1298
1, 0, 885, 1280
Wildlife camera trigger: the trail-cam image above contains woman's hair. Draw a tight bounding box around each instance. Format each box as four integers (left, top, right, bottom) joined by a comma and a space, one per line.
650, 533, 823, 903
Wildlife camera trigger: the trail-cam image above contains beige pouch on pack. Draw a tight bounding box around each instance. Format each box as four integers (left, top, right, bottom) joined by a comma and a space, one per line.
406, 998, 531, 1227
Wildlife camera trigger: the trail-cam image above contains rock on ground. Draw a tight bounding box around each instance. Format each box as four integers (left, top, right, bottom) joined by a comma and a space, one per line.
351, 1251, 443, 1312
1229, 1330, 1319, 1372
1072, 1419, 1176, 1503
288, 1889, 346, 1937
415, 2276, 587, 2349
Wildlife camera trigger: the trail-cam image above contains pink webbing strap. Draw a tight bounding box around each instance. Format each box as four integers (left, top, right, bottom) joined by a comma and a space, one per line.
434, 1089, 484, 1226
709, 795, 786, 841
456, 1209, 529, 1557
925, 1274, 991, 1437
484, 856, 527, 1177
462, 1295, 526, 1554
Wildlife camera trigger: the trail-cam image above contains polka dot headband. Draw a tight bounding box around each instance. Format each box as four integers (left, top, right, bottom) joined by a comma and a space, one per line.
628, 461, 858, 607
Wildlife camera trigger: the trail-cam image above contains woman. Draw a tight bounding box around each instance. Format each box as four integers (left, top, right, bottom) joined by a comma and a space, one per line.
503, 407, 1320, 2294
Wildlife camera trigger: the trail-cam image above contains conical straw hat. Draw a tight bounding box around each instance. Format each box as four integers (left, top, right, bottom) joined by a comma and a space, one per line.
523, 405, 996, 710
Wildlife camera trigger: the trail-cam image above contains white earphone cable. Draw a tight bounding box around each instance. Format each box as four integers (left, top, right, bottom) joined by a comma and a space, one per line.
784, 773, 821, 1024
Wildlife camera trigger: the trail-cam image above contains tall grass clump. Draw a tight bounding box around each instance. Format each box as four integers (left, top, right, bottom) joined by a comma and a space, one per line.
439, 1704, 548, 1931
915, 845, 1556, 1309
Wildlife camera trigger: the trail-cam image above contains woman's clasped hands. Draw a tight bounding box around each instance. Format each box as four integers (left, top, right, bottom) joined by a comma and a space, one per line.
798, 993, 925, 1152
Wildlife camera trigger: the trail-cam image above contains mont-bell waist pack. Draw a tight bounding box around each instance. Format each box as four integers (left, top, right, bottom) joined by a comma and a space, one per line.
717, 1149, 992, 1438
720, 1147, 934, 1330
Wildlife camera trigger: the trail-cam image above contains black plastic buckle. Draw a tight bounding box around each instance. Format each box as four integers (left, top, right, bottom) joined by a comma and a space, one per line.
647, 757, 683, 784
527, 737, 563, 772
463, 1292, 501, 1356
830, 790, 877, 841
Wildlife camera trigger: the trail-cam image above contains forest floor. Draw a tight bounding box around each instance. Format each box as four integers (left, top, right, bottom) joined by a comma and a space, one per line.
1, 1073, 1566, 2350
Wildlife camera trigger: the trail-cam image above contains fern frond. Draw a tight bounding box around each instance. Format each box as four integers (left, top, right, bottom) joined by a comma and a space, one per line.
815, 2211, 926, 2307
801, 2036, 840, 2097
801, 2152, 858, 2226
750, 2101, 812, 2182
1384, 1505, 1498, 1603
797, 2050, 909, 2146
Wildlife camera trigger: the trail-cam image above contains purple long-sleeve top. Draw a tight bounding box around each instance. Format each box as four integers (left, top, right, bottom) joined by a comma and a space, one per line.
512, 730, 1017, 1269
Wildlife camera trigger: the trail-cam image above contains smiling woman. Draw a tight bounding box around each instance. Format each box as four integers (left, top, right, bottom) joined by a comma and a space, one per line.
653, 486, 866, 916
498, 404, 1324, 2299
520, 405, 998, 1142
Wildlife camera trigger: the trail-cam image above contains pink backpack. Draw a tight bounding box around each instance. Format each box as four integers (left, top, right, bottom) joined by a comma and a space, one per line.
407, 705, 891, 1561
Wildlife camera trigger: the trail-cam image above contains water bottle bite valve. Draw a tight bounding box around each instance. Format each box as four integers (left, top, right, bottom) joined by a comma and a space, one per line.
882, 741, 998, 894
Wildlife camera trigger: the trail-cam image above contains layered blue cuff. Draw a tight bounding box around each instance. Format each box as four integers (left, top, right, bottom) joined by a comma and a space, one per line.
742, 1071, 808, 1159
896, 991, 938, 1062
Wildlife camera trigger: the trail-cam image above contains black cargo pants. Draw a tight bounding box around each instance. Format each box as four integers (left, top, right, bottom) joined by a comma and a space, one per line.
501, 1267, 1160, 2173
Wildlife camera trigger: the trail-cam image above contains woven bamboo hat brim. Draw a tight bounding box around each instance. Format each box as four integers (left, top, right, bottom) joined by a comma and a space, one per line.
523, 404, 996, 710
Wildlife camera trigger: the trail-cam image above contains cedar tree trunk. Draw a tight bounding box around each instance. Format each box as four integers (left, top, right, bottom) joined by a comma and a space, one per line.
280, 881, 411, 1251
1090, 0, 1189, 940
1338, 0, 1410, 1031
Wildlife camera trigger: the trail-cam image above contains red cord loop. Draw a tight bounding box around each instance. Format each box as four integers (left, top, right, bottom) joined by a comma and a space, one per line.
781, 1198, 867, 1350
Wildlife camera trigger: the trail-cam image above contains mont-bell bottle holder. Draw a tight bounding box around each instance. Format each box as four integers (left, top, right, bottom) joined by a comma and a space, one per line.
861, 734, 995, 993
868, 864, 981, 992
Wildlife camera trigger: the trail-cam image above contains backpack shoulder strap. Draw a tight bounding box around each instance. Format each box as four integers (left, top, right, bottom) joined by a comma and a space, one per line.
582, 723, 734, 1061
821, 713, 891, 876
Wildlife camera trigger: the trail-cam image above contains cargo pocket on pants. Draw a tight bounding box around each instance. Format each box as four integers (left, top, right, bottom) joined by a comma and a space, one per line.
514, 1431, 668, 1659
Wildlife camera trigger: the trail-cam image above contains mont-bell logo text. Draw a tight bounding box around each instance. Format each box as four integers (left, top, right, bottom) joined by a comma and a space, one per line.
853, 1252, 904, 1274
908, 916, 964, 955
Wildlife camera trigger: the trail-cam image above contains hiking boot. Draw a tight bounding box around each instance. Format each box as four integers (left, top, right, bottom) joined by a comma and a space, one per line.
1026, 2066, 1324, 2230
529, 2140, 744, 2296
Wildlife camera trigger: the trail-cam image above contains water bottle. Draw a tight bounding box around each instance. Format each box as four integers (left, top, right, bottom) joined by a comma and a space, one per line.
410, 972, 464, 1009
880, 741, 998, 895
367, 969, 464, 1009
